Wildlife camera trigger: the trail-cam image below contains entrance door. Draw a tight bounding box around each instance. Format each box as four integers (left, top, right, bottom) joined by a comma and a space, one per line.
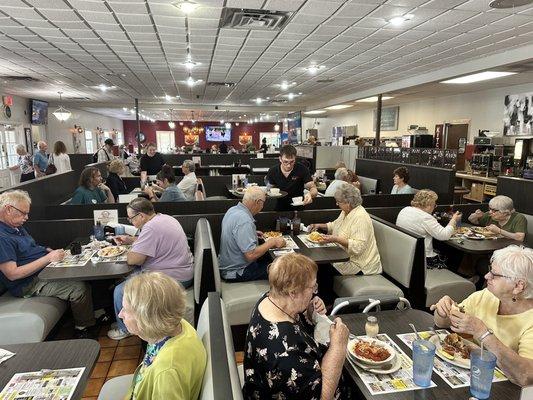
156, 131, 175, 153
444, 123, 468, 170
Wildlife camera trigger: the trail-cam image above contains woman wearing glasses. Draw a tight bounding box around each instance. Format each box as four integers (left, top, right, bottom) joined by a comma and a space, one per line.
431, 245, 533, 386
243, 253, 351, 399
468, 195, 527, 242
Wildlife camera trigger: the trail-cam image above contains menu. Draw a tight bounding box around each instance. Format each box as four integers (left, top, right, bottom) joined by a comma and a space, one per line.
297, 234, 338, 248
0, 367, 84, 400
347, 333, 436, 395
396, 330, 507, 389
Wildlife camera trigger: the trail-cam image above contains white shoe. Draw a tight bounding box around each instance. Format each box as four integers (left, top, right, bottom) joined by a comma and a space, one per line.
107, 328, 132, 340
111, 322, 118, 329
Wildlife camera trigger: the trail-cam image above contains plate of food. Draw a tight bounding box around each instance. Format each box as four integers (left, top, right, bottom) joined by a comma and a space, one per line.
456, 227, 471, 235
429, 332, 475, 369
463, 231, 485, 240
307, 231, 326, 243
348, 350, 401, 374
98, 246, 126, 258
263, 231, 282, 239
471, 227, 497, 237
347, 338, 396, 366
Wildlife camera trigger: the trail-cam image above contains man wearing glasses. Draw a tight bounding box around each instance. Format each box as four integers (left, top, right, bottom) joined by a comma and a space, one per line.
266, 144, 318, 210
0, 190, 96, 338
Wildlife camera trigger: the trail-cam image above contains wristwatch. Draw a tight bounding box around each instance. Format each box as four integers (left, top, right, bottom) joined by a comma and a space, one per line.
478, 329, 494, 342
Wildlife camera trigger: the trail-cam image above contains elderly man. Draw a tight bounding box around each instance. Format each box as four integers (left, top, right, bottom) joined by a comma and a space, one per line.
33, 141, 48, 177
96, 138, 115, 163
0, 190, 96, 337
108, 197, 193, 340
219, 186, 286, 282
325, 167, 351, 197
178, 159, 197, 201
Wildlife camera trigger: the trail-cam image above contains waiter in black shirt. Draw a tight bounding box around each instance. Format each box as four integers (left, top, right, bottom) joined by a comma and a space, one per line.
140, 142, 165, 176
266, 145, 318, 210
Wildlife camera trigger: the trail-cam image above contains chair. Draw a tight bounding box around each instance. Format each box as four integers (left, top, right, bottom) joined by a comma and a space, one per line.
331, 295, 411, 316
424, 267, 475, 307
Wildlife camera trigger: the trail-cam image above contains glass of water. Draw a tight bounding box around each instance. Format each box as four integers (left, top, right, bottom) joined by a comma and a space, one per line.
412, 339, 436, 387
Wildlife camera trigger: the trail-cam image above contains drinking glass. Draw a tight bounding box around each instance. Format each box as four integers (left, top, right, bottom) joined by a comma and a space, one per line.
470, 349, 497, 399
114, 224, 125, 236
412, 339, 436, 387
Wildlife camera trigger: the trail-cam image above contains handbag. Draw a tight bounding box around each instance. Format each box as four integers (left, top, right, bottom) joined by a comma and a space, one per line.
45, 154, 57, 175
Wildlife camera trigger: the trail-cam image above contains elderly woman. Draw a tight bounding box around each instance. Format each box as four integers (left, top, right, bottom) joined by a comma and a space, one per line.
99, 272, 206, 399
243, 253, 350, 399
391, 166, 415, 194
431, 245, 533, 386
325, 167, 351, 196
310, 183, 381, 276
70, 167, 114, 204
9, 144, 35, 182
177, 159, 197, 201
468, 195, 527, 242
396, 189, 460, 268
144, 165, 186, 202
105, 159, 128, 202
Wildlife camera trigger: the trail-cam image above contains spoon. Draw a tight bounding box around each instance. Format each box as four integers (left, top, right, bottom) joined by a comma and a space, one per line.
409, 323, 422, 340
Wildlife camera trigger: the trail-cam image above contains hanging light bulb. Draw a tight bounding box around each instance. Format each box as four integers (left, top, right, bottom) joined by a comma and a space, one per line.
168, 109, 175, 129
274, 123, 280, 131
52, 91, 71, 122
225, 121, 231, 129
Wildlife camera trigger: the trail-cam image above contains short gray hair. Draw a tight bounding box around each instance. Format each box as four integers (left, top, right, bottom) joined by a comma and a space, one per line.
491, 245, 533, 299
182, 159, 195, 173
16, 144, 26, 153
334, 183, 362, 208
489, 195, 514, 214
0, 190, 32, 208
334, 167, 350, 181
37, 141, 47, 150
243, 186, 265, 203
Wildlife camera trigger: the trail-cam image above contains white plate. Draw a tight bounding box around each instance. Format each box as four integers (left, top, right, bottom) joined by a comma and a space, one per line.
291, 201, 304, 206
97, 246, 126, 258
429, 333, 475, 369
348, 352, 402, 375
268, 192, 283, 197
347, 337, 396, 366
463, 233, 485, 240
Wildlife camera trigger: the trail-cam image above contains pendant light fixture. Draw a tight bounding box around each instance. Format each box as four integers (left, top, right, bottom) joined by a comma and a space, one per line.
224, 110, 231, 129
52, 91, 71, 122
168, 108, 176, 129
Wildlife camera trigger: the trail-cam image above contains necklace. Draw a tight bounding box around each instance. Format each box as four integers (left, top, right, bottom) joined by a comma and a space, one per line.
268, 295, 297, 322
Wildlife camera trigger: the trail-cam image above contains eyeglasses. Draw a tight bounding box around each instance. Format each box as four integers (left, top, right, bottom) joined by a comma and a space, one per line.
307, 282, 318, 294
9, 204, 30, 217
489, 208, 500, 213
127, 213, 141, 223
280, 158, 296, 165
488, 267, 514, 280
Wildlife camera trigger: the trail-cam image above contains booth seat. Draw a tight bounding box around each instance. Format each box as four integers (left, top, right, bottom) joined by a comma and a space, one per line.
0, 284, 66, 345
523, 213, 533, 246
425, 268, 475, 307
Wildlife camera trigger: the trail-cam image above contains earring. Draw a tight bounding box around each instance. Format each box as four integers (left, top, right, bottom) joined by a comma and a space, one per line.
512, 295, 517, 302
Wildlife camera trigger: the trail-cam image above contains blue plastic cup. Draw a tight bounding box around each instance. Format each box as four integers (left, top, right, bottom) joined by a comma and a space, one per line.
470, 349, 497, 399
412, 339, 436, 387
114, 224, 125, 236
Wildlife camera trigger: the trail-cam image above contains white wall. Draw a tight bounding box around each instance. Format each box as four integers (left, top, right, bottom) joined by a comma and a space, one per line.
304, 82, 533, 142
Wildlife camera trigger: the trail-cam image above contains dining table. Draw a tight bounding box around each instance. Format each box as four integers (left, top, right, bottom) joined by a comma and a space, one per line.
445, 223, 522, 255
267, 233, 350, 264
341, 309, 521, 400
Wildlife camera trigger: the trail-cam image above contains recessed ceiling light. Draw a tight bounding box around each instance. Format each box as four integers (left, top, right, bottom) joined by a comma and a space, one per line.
288, 93, 295, 100
304, 110, 326, 115
325, 104, 353, 110
185, 76, 202, 87
122, 107, 128, 112
183, 60, 199, 69
172, 0, 200, 14
305, 65, 325, 74
165, 94, 172, 101
255, 97, 263, 104
355, 96, 394, 102
441, 71, 517, 84
388, 14, 414, 26
94, 84, 116, 92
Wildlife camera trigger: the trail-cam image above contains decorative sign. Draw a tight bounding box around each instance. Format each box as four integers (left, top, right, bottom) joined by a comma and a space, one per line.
2, 95, 13, 106
239, 134, 252, 145
373, 106, 399, 131
184, 134, 199, 145
503, 92, 533, 136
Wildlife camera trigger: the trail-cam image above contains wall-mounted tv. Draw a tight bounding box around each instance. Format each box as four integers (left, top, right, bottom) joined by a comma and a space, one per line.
205, 126, 231, 141
30, 99, 48, 125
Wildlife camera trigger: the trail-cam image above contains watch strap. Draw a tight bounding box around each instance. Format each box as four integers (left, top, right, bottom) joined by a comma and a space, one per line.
478, 329, 493, 342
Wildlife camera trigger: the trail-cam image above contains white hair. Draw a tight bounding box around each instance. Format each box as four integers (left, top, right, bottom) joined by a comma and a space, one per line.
0, 190, 32, 208
182, 159, 196, 173
489, 195, 514, 214
37, 141, 47, 150
16, 144, 26, 153
334, 183, 362, 208
491, 245, 533, 299
334, 167, 350, 181
242, 186, 265, 203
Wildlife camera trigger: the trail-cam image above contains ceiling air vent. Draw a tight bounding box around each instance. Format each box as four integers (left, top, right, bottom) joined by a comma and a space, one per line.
67, 97, 91, 101
1, 75, 40, 82
268, 98, 288, 104
316, 79, 335, 83
207, 82, 235, 87
220, 8, 292, 30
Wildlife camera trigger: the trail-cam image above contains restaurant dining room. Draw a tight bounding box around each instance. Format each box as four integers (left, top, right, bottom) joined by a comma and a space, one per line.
1, 0, 533, 399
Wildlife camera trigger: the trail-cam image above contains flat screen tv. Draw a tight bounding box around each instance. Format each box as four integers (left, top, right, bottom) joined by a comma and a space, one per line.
30, 99, 48, 125
205, 126, 231, 141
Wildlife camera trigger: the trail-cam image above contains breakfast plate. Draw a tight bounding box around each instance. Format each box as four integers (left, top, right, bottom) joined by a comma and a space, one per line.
307, 231, 326, 243
429, 332, 475, 369
97, 246, 126, 258
263, 231, 282, 239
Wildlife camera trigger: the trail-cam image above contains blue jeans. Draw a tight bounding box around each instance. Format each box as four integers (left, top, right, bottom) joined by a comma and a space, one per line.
113, 273, 193, 333
229, 258, 269, 282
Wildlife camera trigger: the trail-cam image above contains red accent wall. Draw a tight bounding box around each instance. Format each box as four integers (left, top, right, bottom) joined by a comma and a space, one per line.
122, 120, 277, 149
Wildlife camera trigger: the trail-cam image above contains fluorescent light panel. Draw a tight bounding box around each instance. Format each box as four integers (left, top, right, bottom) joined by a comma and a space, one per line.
325, 104, 353, 110
441, 71, 516, 84
355, 96, 394, 103
304, 110, 326, 115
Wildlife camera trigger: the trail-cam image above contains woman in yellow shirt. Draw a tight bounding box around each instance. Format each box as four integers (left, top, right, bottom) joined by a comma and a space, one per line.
431, 245, 533, 386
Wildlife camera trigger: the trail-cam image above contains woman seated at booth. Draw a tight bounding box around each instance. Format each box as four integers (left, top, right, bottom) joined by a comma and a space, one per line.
70, 167, 114, 205
324, 167, 351, 196
391, 166, 415, 194
105, 159, 128, 202
143, 165, 186, 202
99, 272, 206, 399
468, 195, 527, 242
431, 245, 533, 386
243, 253, 350, 399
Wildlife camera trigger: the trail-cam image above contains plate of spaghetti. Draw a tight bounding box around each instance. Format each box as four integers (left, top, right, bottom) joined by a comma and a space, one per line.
347, 338, 395, 366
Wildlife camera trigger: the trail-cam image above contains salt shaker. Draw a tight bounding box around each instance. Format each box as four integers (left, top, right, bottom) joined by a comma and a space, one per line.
365, 316, 379, 337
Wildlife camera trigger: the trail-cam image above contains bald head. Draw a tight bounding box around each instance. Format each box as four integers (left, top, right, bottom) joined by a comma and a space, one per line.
242, 186, 266, 216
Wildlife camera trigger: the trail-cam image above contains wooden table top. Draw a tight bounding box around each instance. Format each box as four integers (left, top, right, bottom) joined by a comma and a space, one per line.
0, 339, 100, 400
268, 233, 350, 264
341, 309, 520, 400
38, 259, 134, 281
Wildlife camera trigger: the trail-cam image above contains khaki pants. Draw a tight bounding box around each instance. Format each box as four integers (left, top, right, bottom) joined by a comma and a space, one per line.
23, 278, 95, 328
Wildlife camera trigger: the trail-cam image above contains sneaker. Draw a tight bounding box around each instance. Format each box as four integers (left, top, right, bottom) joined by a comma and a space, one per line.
107, 328, 132, 340
111, 322, 118, 329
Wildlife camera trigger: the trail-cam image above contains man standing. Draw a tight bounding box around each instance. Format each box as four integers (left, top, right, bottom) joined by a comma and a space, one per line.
33, 141, 48, 177
140, 143, 165, 176
97, 138, 115, 163
219, 187, 286, 281
0, 190, 96, 337
266, 144, 318, 209
177, 159, 197, 201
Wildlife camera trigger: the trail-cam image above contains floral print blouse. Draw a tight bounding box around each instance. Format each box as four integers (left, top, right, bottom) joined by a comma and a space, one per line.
18, 154, 34, 175
243, 293, 349, 400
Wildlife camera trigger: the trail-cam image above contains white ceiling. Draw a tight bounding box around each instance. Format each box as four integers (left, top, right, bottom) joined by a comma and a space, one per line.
0, 0, 532, 121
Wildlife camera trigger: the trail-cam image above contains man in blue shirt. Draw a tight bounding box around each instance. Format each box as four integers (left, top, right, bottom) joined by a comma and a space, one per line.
0, 190, 96, 337
33, 141, 49, 177
218, 186, 285, 281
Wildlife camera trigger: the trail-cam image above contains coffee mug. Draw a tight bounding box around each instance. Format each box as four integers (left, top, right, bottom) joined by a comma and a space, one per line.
292, 196, 303, 204
270, 188, 280, 195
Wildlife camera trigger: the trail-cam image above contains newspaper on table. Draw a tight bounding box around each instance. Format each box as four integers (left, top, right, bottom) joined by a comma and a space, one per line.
0, 367, 85, 400
48, 249, 94, 268
297, 234, 338, 248
270, 235, 299, 257
0, 349, 15, 365
396, 330, 507, 389
347, 333, 436, 395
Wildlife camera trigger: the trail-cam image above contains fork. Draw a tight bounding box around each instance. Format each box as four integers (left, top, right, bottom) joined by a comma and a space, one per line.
427, 326, 445, 345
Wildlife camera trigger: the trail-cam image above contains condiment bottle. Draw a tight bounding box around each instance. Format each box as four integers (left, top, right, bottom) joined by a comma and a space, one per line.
365, 316, 379, 337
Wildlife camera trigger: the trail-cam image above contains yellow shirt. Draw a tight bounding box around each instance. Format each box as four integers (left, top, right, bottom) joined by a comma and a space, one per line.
459, 289, 533, 359
327, 206, 382, 275
125, 320, 207, 400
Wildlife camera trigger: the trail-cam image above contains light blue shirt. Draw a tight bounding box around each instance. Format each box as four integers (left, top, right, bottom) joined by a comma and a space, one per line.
391, 184, 415, 194
218, 203, 257, 279
33, 151, 48, 173
159, 184, 186, 202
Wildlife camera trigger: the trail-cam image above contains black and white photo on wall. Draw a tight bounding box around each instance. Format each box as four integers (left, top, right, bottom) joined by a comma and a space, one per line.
373, 106, 399, 131
503, 92, 533, 136
24, 127, 33, 154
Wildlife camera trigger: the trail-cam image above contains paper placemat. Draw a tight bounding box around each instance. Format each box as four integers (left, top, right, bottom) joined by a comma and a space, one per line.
0, 349, 15, 365
347, 333, 436, 395
297, 234, 338, 248
396, 330, 507, 388
48, 249, 94, 268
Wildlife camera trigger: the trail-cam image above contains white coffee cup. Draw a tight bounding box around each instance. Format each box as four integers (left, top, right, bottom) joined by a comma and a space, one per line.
292, 196, 303, 204
270, 188, 280, 195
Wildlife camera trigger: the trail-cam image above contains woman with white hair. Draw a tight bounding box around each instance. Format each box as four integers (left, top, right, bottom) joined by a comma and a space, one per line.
177, 159, 197, 201
324, 167, 351, 197
9, 144, 35, 182
469, 195, 527, 242
431, 245, 533, 386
